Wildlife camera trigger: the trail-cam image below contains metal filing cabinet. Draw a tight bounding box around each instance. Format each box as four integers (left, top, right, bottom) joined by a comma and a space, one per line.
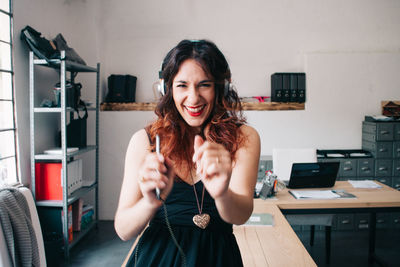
362, 117, 400, 230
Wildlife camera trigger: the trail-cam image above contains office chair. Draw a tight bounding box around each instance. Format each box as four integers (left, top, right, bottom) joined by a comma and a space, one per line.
272, 148, 333, 264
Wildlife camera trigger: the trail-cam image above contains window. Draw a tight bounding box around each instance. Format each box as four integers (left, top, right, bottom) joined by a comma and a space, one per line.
0, 0, 18, 186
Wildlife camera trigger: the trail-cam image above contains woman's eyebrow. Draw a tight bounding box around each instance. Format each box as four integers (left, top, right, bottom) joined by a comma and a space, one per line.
198, 80, 213, 84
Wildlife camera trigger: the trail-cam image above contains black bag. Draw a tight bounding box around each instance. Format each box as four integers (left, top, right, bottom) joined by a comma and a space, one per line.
106, 75, 137, 103
53, 81, 82, 109
57, 103, 88, 148
52, 33, 86, 65
20, 25, 59, 61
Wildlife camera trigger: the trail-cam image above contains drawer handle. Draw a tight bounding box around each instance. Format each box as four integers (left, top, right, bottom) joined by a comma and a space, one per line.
341, 219, 350, 224
396, 167, 400, 171
343, 167, 352, 171
359, 219, 368, 224
361, 167, 370, 171
379, 148, 388, 152
379, 179, 387, 183
380, 130, 389, 135
395, 219, 400, 223
378, 167, 388, 171
377, 219, 385, 223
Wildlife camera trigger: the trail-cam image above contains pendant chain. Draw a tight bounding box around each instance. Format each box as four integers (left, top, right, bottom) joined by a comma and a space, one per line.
192, 180, 205, 215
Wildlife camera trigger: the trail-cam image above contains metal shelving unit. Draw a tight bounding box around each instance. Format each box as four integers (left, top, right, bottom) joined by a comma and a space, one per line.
29, 51, 100, 259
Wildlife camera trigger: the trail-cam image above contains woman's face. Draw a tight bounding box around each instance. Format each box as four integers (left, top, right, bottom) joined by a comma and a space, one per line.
172, 59, 215, 131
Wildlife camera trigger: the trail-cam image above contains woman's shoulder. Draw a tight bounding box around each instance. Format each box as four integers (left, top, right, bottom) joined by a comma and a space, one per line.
238, 124, 260, 149
127, 128, 151, 150
239, 124, 259, 138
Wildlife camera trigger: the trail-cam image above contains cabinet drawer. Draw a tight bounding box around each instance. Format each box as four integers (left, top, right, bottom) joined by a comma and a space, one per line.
395, 123, 400, 140
363, 140, 393, 158
376, 177, 392, 187
340, 159, 357, 177
355, 213, 369, 230
336, 214, 354, 230
376, 213, 390, 229
357, 158, 375, 177
375, 159, 393, 177
394, 141, 400, 158
393, 160, 400, 177
393, 177, 400, 190
362, 121, 394, 141
391, 212, 400, 229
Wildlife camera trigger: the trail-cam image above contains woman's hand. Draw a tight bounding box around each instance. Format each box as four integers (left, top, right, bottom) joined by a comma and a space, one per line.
138, 153, 175, 204
192, 135, 232, 199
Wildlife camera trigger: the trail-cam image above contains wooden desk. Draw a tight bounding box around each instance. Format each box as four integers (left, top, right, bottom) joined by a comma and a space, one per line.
255, 181, 400, 265
234, 205, 316, 267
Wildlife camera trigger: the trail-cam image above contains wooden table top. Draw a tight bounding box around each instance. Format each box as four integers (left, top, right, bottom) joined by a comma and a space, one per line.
255, 181, 400, 211
234, 204, 317, 267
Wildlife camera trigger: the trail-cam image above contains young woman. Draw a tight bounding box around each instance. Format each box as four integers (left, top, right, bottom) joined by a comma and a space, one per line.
115, 39, 260, 266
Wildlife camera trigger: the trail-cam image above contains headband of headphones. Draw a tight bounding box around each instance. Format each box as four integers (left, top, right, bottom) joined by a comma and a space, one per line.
156, 40, 233, 96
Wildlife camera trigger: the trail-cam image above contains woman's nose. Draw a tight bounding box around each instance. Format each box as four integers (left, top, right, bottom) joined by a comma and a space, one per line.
187, 84, 200, 99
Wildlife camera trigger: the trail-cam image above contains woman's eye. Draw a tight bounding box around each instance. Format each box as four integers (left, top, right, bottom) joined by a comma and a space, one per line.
176, 84, 187, 88
200, 83, 212, 88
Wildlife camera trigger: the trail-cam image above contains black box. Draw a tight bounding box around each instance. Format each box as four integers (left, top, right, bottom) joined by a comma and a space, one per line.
271, 72, 306, 103
106, 74, 137, 102
271, 73, 283, 102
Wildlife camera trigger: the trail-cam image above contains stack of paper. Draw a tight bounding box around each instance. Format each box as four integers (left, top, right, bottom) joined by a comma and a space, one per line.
348, 180, 382, 189
245, 213, 274, 226
289, 190, 340, 199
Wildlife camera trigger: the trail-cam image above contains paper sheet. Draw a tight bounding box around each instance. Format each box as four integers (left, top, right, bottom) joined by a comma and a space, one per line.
289, 190, 340, 199
348, 180, 382, 189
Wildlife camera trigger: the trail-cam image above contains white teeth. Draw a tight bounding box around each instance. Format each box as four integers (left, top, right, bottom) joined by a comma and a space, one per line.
186, 105, 204, 113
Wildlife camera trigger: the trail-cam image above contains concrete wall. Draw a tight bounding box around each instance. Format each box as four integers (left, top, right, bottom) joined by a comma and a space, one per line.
13, 0, 400, 219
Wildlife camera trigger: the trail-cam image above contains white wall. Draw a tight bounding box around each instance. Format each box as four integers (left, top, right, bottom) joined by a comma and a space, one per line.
13, 0, 400, 219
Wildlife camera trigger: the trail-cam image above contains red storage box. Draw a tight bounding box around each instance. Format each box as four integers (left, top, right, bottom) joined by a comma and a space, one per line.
35, 162, 63, 200
35, 160, 82, 200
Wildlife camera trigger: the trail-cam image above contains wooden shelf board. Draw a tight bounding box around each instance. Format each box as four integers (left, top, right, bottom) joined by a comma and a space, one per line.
100, 102, 305, 111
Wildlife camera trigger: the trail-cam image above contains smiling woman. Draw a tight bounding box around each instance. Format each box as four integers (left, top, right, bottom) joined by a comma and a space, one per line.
114, 39, 261, 267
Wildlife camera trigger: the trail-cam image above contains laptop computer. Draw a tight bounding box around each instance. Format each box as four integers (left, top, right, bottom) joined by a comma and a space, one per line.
286, 162, 340, 189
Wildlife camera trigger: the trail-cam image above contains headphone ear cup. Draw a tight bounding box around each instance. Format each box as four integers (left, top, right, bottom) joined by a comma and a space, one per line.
157, 79, 165, 96
224, 80, 231, 96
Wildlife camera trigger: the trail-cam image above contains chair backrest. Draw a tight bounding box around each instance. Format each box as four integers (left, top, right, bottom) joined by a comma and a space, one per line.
0, 187, 46, 267
272, 148, 317, 182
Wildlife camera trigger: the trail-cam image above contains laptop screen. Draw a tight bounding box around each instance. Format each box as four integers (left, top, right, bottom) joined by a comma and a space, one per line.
287, 162, 340, 189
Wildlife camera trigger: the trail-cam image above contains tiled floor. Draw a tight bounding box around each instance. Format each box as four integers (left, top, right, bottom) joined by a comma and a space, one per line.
58, 221, 399, 267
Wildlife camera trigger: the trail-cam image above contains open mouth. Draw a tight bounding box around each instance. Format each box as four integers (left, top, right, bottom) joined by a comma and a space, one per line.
185, 105, 206, 117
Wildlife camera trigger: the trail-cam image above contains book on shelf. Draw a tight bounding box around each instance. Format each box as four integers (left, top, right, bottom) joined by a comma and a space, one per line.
72, 198, 83, 232
81, 204, 94, 230
43, 147, 79, 154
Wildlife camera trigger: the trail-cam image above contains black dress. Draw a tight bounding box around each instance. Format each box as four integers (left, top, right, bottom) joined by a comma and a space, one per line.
126, 179, 243, 267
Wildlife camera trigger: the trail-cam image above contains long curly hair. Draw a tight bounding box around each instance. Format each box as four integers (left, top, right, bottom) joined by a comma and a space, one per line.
148, 39, 247, 173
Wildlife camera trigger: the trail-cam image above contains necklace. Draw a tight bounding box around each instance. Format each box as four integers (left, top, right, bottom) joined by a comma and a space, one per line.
191, 174, 210, 229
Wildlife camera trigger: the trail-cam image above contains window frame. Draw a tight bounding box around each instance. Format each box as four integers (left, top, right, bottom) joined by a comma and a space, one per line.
0, 0, 20, 186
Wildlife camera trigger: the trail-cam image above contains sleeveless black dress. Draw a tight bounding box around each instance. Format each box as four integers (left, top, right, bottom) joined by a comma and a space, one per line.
126, 179, 244, 267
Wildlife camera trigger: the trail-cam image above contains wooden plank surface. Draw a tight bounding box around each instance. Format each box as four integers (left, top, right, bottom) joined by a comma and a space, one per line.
234, 204, 317, 267
257, 181, 400, 210
100, 102, 305, 111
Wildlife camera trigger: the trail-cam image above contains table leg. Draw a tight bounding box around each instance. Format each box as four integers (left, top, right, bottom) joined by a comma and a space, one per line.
368, 212, 376, 263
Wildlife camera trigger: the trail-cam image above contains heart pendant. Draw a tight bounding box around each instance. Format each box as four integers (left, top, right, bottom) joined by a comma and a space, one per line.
193, 213, 210, 229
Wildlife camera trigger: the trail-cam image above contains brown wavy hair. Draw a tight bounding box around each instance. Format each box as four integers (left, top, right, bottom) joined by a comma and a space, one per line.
148, 40, 247, 172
